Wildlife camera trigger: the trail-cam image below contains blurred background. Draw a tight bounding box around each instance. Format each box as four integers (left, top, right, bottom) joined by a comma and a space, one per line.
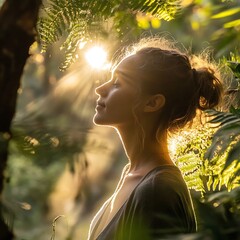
1, 0, 239, 239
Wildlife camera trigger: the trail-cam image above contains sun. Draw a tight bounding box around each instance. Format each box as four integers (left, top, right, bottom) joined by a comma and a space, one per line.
85, 46, 108, 69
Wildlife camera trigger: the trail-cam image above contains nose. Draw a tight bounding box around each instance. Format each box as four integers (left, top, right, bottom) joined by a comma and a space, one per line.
95, 81, 109, 96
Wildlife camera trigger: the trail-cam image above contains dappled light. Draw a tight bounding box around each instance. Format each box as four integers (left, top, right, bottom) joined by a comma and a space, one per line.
1, 0, 239, 240
5, 39, 123, 240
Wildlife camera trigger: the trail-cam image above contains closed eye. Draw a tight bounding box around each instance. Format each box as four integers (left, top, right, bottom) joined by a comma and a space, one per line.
113, 82, 119, 87
112, 77, 120, 87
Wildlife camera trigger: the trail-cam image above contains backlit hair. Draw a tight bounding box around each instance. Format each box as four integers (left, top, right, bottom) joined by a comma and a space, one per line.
121, 37, 223, 133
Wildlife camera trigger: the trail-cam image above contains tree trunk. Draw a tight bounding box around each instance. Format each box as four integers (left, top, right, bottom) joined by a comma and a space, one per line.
0, 0, 42, 238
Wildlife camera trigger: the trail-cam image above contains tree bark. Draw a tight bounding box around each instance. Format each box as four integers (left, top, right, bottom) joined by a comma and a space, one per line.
0, 0, 42, 238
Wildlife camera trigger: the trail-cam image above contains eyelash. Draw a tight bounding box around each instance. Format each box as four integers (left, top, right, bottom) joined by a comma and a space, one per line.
112, 78, 120, 86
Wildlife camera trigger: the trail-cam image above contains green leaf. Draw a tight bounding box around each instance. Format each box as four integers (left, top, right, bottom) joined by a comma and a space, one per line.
211, 7, 240, 19
229, 106, 240, 116
227, 61, 240, 79
207, 175, 213, 191
212, 177, 219, 191
205, 129, 239, 160
224, 19, 240, 28
220, 118, 240, 128
207, 187, 240, 203
205, 109, 225, 117
208, 114, 236, 124
223, 141, 240, 171
216, 122, 240, 134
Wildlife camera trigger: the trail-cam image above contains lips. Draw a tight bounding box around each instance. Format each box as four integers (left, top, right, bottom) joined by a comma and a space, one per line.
96, 100, 106, 108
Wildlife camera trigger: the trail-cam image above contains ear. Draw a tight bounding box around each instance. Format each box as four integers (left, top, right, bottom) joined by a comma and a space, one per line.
144, 94, 165, 113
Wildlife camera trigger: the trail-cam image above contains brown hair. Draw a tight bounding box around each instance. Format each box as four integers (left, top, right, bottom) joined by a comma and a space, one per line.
123, 37, 223, 133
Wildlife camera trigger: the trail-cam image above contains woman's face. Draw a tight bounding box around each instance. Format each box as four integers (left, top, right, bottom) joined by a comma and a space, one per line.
93, 55, 143, 128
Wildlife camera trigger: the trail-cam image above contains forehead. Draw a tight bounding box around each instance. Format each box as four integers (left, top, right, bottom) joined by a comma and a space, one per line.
115, 54, 139, 73
113, 54, 143, 81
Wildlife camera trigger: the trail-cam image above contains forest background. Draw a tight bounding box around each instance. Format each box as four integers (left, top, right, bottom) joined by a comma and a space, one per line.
0, 0, 239, 239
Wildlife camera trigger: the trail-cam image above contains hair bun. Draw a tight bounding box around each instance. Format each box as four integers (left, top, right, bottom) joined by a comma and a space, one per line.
193, 67, 222, 110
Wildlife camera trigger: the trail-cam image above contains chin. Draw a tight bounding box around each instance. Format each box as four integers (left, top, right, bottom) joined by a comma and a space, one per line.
93, 114, 116, 128
93, 114, 107, 126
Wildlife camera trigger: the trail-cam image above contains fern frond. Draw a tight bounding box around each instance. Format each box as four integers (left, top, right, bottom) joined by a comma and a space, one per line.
207, 187, 240, 205
225, 141, 240, 170
128, 0, 180, 21
173, 122, 240, 194
176, 153, 204, 192
205, 109, 240, 169
59, 20, 89, 70
38, 0, 181, 69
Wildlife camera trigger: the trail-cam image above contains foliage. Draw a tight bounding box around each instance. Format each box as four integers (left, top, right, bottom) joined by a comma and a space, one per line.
50, 215, 68, 240
150, 0, 240, 59
3, 96, 93, 235
170, 187, 240, 240
204, 59, 240, 187
37, 0, 240, 70
210, 1, 240, 57
192, 187, 240, 240
205, 108, 240, 166
227, 59, 240, 81
11, 121, 86, 169
172, 125, 239, 194
37, 0, 180, 70
171, 126, 211, 193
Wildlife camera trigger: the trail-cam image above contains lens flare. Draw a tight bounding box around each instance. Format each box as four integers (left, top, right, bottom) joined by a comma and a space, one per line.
85, 46, 107, 69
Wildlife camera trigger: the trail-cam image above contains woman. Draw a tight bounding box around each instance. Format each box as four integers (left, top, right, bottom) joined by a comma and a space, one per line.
88, 38, 222, 240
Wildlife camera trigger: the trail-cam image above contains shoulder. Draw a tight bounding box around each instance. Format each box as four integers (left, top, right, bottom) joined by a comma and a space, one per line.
123, 166, 197, 234
129, 165, 194, 214
136, 165, 188, 197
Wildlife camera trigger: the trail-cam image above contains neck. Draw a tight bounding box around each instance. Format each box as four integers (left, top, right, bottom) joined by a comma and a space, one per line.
116, 125, 173, 173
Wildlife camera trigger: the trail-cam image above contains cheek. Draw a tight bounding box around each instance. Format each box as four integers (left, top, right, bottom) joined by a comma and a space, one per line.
109, 88, 136, 107
109, 96, 135, 118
